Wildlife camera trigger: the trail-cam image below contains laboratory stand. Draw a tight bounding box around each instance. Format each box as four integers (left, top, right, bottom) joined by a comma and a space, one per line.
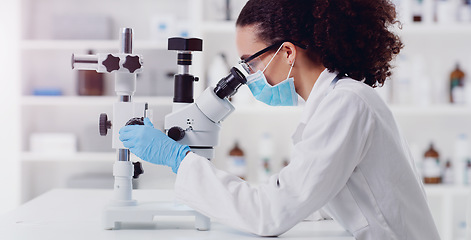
71, 28, 210, 231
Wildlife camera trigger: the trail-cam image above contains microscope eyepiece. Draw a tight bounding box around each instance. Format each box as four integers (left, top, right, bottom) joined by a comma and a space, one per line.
214, 67, 247, 99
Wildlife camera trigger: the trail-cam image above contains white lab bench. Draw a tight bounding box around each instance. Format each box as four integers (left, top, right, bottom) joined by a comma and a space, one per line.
0, 189, 354, 240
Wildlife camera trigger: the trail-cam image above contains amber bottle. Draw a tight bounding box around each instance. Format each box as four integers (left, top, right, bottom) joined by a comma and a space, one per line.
227, 142, 246, 180
77, 50, 104, 96
423, 143, 441, 184
450, 64, 465, 103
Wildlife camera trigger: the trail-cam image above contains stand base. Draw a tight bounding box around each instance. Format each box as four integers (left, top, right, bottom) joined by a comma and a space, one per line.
103, 201, 210, 231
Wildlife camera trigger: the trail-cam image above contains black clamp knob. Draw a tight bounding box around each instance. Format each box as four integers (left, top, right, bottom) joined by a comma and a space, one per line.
125, 117, 144, 126
133, 161, 144, 179
168, 127, 185, 141
102, 54, 120, 72
99, 113, 112, 136
123, 55, 142, 73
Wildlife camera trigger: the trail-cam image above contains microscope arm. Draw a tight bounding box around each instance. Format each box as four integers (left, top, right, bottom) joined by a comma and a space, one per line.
164, 87, 235, 151
196, 87, 235, 123
164, 67, 246, 160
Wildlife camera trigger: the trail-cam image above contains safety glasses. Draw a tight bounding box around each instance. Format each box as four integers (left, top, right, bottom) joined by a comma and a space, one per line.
239, 41, 307, 74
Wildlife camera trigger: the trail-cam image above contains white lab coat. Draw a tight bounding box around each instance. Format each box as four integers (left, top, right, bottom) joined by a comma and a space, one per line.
174, 69, 441, 240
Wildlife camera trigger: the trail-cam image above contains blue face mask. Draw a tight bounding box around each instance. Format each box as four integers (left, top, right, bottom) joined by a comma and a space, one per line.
246, 70, 298, 106
246, 45, 298, 106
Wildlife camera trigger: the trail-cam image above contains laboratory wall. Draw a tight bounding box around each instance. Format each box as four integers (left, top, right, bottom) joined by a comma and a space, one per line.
0, 1, 21, 216
6, 0, 471, 239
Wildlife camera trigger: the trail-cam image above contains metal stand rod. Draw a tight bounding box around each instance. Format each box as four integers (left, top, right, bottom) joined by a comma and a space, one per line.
118, 149, 130, 162
118, 28, 133, 163
121, 28, 133, 54
112, 28, 135, 204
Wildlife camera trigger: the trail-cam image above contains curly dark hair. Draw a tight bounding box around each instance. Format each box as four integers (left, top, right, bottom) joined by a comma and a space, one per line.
236, 0, 403, 87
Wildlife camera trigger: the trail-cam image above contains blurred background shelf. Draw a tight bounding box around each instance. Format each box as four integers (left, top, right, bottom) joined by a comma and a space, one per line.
21, 96, 173, 106
21, 40, 168, 50
425, 184, 471, 196
201, 21, 236, 33
21, 152, 115, 162
400, 23, 471, 35
389, 105, 471, 116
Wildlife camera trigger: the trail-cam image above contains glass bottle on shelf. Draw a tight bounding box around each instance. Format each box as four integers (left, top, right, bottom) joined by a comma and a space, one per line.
436, 0, 459, 24
454, 133, 470, 185
227, 141, 247, 180
422, 143, 441, 184
412, 0, 424, 22
442, 159, 454, 184
450, 63, 465, 104
77, 50, 104, 96
258, 133, 273, 183
466, 160, 471, 185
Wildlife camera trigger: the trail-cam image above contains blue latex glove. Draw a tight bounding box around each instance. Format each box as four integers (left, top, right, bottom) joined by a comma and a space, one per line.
119, 118, 190, 173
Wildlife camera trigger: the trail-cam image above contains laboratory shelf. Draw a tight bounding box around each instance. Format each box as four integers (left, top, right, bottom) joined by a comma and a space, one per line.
20, 96, 471, 113
397, 23, 471, 35
389, 104, 471, 116
423, 184, 471, 240
20, 40, 167, 50
424, 184, 471, 196
201, 21, 237, 33
20, 96, 173, 107
21, 152, 115, 162
21, 96, 303, 113
200, 21, 471, 37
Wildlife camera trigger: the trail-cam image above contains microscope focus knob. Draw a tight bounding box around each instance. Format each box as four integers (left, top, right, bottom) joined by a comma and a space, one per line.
99, 113, 112, 136
133, 161, 144, 179
168, 127, 185, 141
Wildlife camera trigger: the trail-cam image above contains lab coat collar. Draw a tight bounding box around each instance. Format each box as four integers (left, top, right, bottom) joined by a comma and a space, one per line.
299, 69, 340, 125
291, 69, 339, 145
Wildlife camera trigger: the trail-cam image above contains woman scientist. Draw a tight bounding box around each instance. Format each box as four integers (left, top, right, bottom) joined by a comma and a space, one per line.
119, 0, 441, 239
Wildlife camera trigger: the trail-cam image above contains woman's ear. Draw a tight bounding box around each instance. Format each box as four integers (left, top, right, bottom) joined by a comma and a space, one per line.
283, 42, 297, 65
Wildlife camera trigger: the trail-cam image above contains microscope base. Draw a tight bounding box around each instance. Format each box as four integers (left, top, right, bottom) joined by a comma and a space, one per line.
103, 201, 211, 231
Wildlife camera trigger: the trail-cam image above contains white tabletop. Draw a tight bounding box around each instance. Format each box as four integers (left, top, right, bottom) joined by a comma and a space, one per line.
0, 189, 354, 240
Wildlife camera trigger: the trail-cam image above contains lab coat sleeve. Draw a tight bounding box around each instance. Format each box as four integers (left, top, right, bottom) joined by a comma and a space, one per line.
175, 89, 376, 236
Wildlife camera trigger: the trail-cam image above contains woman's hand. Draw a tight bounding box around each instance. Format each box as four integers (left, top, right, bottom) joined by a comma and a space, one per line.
119, 118, 190, 173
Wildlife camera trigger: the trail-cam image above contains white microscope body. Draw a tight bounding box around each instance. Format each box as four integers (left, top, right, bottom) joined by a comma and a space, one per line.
165, 88, 234, 159
71, 29, 246, 231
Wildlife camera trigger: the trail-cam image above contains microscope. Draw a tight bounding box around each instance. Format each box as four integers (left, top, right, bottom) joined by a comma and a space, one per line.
71, 28, 246, 230
165, 37, 246, 159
